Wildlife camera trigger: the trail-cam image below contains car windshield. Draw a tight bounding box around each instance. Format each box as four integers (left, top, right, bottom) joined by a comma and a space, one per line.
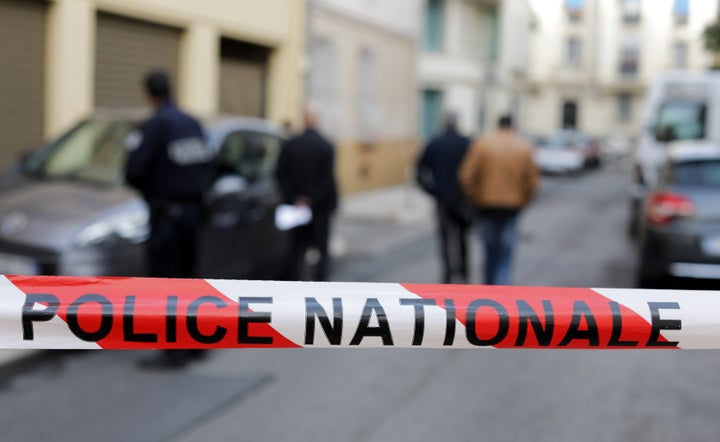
670, 160, 720, 187
542, 133, 573, 149
655, 101, 706, 141
24, 120, 136, 184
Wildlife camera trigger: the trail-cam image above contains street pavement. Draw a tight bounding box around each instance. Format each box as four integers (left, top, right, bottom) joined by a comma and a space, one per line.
4, 157, 720, 442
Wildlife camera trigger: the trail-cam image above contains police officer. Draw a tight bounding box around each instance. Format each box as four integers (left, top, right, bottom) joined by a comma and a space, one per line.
125, 70, 213, 368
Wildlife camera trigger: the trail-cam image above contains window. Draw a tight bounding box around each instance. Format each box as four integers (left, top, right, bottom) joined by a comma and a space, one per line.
566, 37, 582, 68
654, 101, 706, 141
310, 37, 338, 138
673, 42, 688, 68
565, 0, 584, 22
356, 48, 378, 140
28, 120, 135, 185
311, 37, 337, 104
621, 0, 641, 23
489, 6, 499, 62
673, 0, 689, 26
617, 93, 633, 121
619, 36, 640, 76
216, 131, 282, 182
671, 160, 720, 187
424, 0, 444, 52
422, 90, 443, 140
562, 101, 578, 129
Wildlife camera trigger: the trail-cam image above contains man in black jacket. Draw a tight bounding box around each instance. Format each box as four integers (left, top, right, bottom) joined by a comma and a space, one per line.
275, 108, 338, 281
416, 113, 472, 283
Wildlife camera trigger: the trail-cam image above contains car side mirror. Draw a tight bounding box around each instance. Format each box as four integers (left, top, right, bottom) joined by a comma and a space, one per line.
206, 175, 248, 203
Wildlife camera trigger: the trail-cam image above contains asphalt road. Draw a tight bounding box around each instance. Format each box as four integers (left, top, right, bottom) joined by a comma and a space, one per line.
3, 159, 720, 442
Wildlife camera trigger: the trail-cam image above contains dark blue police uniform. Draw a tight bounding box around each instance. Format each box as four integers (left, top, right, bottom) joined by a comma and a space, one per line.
125, 101, 212, 279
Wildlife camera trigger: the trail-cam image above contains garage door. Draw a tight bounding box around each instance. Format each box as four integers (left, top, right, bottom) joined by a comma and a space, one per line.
219, 38, 270, 118
0, 0, 46, 166
95, 12, 181, 107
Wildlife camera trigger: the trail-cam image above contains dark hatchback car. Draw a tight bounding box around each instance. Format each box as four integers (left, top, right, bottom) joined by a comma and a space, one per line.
636, 143, 720, 287
0, 108, 289, 279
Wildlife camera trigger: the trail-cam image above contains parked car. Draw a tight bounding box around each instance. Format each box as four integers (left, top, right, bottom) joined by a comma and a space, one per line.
599, 135, 633, 160
0, 108, 289, 279
628, 71, 717, 237
636, 142, 720, 287
533, 130, 589, 175
583, 137, 602, 169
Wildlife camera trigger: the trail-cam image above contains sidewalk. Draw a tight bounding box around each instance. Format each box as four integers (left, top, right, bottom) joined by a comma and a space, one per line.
337, 181, 434, 225
331, 182, 435, 259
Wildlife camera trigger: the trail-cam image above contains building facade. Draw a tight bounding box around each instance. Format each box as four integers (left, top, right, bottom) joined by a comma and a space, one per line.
307, 0, 422, 194
419, 0, 504, 140
0, 0, 304, 168
520, 0, 718, 138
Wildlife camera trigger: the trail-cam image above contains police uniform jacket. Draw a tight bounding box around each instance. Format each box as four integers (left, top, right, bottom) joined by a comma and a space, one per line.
125, 102, 212, 203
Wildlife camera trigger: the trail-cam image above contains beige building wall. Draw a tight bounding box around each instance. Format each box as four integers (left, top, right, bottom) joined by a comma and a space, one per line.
490, 0, 533, 132
310, 2, 420, 194
44, 0, 304, 138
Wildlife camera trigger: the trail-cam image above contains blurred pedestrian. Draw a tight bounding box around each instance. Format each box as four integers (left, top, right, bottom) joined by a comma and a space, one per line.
125, 70, 213, 368
416, 113, 473, 284
275, 107, 338, 281
459, 115, 539, 285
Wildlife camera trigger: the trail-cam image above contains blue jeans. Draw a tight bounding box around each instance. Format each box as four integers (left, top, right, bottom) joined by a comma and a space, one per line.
477, 209, 519, 285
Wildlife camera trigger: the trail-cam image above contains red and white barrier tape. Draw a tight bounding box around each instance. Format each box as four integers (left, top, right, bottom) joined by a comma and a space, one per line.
2, 275, 716, 349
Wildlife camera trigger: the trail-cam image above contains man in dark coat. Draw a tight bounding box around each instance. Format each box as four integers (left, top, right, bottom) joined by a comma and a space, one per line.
275, 108, 338, 281
125, 70, 213, 368
416, 113, 472, 283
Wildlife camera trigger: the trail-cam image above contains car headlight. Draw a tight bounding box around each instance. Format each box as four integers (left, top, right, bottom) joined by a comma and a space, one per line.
74, 211, 149, 248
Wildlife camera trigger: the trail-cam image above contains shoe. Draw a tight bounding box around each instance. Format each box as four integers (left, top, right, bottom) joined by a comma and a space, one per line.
138, 351, 189, 370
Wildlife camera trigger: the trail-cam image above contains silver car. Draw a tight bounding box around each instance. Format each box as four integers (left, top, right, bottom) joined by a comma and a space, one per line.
0, 108, 289, 279
533, 130, 588, 175
636, 142, 720, 287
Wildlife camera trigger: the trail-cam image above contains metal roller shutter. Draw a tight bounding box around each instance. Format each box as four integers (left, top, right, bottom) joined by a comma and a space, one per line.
0, 0, 46, 166
219, 38, 270, 118
95, 12, 181, 107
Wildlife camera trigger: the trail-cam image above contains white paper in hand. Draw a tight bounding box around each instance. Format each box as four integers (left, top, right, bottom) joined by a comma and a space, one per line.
275, 204, 313, 230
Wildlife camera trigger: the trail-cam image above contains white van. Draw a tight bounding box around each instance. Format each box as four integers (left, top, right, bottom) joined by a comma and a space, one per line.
629, 70, 720, 236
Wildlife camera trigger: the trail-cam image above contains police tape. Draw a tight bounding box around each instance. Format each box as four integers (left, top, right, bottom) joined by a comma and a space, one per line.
4, 274, 719, 350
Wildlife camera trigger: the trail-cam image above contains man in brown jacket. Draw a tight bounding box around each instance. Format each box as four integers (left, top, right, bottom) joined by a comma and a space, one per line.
459, 115, 539, 285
